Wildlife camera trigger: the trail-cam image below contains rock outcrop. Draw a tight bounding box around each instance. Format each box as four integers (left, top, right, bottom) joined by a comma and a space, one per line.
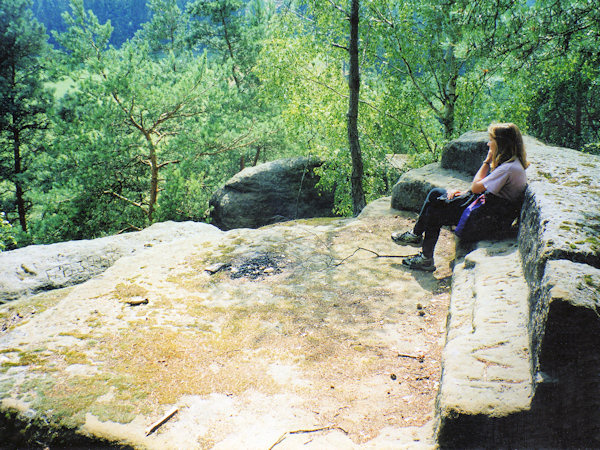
392, 132, 600, 447
0, 222, 222, 302
209, 157, 335, 230
0, 132, 598, 448
440, 130, 489, 175
390, 130, 488, 212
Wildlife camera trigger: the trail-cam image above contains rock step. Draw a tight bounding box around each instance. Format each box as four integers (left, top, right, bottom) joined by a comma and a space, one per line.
436, 239, 532, 446
390, 163, 471, 212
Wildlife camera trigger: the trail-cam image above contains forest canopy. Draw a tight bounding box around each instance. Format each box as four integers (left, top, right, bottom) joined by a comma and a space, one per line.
1, 0, 599, 249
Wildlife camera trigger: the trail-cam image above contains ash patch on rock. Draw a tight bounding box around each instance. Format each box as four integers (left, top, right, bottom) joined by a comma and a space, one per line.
228, 253, 285, 280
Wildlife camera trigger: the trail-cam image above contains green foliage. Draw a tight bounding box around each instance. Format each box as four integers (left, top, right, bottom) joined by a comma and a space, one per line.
0, 212, 18, 251
136, 0, 189, 57
3, 0, 598, 246
187, 0, 273, 90
24, 0, 285, 242
371, 0, 531, 140
515, 0, 600, 152
47, 0, 216, 233
525, 55, 600, 151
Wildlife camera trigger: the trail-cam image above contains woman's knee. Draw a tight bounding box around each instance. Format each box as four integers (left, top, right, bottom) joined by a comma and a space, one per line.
426, 188, 447, 201
424, 188, 447, 205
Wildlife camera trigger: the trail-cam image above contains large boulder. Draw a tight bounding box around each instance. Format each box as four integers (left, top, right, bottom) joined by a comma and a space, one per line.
390, 164, 471, 212
516, 139, 600, 440
209, 157, 335, 230
518, 139, 600, 281
0, 221, 223, 302
391, 131, 489, 212
440, 130, 489, 176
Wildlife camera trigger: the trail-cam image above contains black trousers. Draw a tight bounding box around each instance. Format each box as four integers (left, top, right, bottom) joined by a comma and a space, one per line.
413, 188, 477, 259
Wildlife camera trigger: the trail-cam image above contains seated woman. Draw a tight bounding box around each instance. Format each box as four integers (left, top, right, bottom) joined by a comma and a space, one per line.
391, 122, 529, 272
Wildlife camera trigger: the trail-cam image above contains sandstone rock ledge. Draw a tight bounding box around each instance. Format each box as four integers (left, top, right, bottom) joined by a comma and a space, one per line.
392, 133, 600, 447
0, 199, 455, 449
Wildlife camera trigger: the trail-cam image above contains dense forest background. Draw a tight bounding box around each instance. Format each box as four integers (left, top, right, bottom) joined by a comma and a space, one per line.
1, 0, 599, 250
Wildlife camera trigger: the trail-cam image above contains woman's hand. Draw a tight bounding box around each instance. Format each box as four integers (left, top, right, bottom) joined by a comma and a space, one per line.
446, 189, 464, 199
484, 149, 493, 164
471, 151, 494, 193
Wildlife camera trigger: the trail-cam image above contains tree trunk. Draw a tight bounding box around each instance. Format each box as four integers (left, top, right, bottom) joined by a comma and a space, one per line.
441, 82, 456, 139
147, 139, 159, 223
12, 129, 27, 232
347, 0, 366, 216
252, 146, 261, 166
219, 7, 241, 90
441, 47, 458, 139
574, 77, 583, 150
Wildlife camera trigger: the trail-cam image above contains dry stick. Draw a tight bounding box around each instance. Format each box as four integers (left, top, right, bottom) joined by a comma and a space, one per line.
145, 407, 178, 436
398, 353, 424, 360
334, 247, 417, 266
268, 426, 349, 450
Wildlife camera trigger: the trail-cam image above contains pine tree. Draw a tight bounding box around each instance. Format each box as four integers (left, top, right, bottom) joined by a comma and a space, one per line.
0, 0, 52, 233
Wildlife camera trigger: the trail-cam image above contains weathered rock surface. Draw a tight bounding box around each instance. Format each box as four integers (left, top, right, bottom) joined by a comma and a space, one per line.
511, 142, 600, 446
519, 140, 600, 280
0, 222, 222, 303
0, 198, 454, 449
209, 157, 335, 230
438, 241, 531, 417
437, 257, 600, 448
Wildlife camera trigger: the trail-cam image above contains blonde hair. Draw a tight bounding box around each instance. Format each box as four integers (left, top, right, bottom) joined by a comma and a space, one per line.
488, 122, 530, 169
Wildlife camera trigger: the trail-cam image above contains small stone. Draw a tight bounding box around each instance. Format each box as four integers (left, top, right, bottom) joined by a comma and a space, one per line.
390, 374, 397, 380
125, 297, 149, 306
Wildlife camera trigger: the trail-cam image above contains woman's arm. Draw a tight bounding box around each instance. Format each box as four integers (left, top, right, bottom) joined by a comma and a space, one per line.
471, 150, 493, 193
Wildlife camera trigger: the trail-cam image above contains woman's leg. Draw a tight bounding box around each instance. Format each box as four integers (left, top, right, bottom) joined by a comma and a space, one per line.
415, 189, 473, 259
413, 188, 447, 238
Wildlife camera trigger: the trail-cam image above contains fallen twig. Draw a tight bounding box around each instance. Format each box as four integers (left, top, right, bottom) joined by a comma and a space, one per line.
398, 353, 424, 360
268, 426, 348, 449
334, 247, 417, 266
145, 407, 178, 436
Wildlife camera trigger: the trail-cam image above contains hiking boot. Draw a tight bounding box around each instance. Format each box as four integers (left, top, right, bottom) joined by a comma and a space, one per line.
402, 253, 435, 272
391, 230, 422, 246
